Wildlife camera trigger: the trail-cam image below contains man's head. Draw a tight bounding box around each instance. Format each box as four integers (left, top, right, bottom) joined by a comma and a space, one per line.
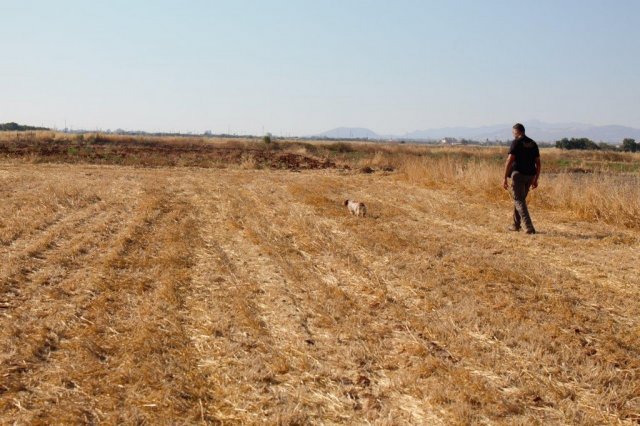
512, 123, 525, 139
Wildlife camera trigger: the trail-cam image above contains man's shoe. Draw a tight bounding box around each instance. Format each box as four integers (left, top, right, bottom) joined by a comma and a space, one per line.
526, 229, 536, 235
508, 225, 521, 232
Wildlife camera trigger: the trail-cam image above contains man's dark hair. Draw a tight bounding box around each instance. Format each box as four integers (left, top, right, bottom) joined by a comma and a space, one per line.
513, 123, 525, 134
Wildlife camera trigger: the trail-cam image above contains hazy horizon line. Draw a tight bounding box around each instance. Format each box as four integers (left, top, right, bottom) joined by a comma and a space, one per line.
6, 118, 638, 139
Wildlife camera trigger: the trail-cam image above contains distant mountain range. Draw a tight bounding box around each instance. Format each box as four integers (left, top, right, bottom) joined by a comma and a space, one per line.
315, 121, 640, 143
3, 120, 639, 144
315, 127, 382, 140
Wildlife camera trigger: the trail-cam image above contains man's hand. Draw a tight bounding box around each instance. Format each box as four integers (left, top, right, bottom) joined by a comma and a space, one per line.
531, 177, 539, 189
534, 157, 541, 189
503, 154, 515, 191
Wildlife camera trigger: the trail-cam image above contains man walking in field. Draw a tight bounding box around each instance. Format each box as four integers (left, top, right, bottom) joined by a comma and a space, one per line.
503, 123, 541, 234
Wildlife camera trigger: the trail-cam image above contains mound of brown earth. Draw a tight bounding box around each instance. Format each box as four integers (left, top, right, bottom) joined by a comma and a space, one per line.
271, 152, 336, 170
0, 137, 339, 170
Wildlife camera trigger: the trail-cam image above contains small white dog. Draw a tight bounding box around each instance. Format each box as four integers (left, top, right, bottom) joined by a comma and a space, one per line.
344, 199, 367, 217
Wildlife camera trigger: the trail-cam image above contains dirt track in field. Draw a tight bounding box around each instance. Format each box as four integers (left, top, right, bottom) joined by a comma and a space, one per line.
1, 163, 638, 424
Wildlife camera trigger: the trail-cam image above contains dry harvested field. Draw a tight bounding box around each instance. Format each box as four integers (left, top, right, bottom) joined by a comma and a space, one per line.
1, 139, 639, 424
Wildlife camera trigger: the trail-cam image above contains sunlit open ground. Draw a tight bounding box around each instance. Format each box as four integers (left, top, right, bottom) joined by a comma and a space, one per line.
1, 145, 639, 423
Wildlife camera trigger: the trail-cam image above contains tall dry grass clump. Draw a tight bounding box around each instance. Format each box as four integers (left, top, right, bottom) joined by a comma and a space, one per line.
398, 154, 506, 200
398, 152, 640, 229
536, 173, 640, 228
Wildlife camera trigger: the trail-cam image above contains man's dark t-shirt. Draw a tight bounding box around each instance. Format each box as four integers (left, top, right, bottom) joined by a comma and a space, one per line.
509, 135, 539, 176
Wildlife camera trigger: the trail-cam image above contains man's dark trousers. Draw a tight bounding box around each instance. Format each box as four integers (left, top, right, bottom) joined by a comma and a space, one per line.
510, 171, 535, 232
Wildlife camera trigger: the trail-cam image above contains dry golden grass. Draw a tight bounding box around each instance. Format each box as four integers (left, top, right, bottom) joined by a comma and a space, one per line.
0, 140, 639, 424
396, 150, 640, 230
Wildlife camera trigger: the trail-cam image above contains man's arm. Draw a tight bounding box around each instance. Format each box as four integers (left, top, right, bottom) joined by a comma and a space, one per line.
531, 157, 541, 189
503, 154, 515, 190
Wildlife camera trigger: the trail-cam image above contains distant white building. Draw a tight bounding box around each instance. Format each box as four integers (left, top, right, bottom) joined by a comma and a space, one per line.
440, 137, 459, 145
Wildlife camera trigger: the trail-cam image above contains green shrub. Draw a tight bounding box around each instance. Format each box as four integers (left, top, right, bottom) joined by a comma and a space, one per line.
622, 138, 638, 152
555, 138, 600, 150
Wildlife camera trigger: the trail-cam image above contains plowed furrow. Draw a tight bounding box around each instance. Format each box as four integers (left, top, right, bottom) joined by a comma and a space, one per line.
284, 173, 640, 423
0, 203, 139, 417
184, 177, 321, 423
17, 193, 210, 424
0, 200, 106, 295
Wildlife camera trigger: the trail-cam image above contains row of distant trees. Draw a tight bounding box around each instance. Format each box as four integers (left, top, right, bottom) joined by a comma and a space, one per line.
555, 137, 638, 152
0, 122, 49, 131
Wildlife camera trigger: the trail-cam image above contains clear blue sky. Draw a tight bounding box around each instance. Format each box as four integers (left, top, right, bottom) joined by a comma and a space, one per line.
1, 0, 639, 135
